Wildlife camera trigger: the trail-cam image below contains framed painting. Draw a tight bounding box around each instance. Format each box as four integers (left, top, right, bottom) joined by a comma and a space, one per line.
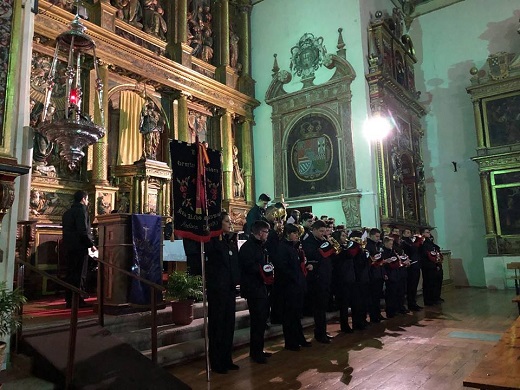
482, 91, 520, 147
492, 169, 520, 236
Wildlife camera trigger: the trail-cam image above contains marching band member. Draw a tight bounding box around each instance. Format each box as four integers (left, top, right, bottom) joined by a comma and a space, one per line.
272, 223, 311, 351
420, 228, 444, 306
391, 233, 411, 314
382, 236, 400, 318
349, 230, 371, 330
239, 220, 273, 364
205, 212, 240, 374
302, 220, 333, 344
365, 228, 387, 323
330, 229, 355, 333
401, 229, 423, 311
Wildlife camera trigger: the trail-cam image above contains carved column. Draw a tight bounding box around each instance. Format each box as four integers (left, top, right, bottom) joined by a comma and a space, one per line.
167, 0, 191, 65
479, 171, 495, 234
238, 4, 251, 76
221, 110, 233, 201
472, 98, 485, 148
92, 63, 109, 186
239, 118, 254, 203
220, 0, 230, 67
175, 92, 190, 142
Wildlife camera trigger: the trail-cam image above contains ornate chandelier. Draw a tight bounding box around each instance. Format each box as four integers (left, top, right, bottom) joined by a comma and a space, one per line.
38, 14, 105, 170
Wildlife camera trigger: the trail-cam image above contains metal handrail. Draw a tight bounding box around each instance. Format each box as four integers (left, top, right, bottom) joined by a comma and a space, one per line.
16, 255, 166, 388
94, 257, 165, 364
16, 258, 86, 389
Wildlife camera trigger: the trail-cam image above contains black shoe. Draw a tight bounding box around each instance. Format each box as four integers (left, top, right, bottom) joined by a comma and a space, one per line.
378, 315, 387, 321
410, 305, 422, 312
251, 355, 267, 364
65, 302, 71, 309
227, 363, 240, 370
341, 326, 353, 333
386, 313, 395, 318
399, 308, 410, 314
79, 300, 91, 308
300, 341, 312, 347
438, 298, 445, 302
315, 337, 331, 344
326, 333, 334, 339
263, 352, 273, 358
212, 367, 228, 374
369, 318, 381, 324
285, 345, 301, 351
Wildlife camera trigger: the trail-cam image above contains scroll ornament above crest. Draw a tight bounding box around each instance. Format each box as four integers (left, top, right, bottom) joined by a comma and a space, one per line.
290, 33, 327, 81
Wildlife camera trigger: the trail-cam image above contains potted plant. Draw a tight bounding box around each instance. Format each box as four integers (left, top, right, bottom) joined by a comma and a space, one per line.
166, 271, 203, 325
0, 281, 26, 369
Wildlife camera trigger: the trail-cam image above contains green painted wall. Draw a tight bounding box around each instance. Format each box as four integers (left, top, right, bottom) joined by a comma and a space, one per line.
410, 0, 520, 286
251, 0, 393, 227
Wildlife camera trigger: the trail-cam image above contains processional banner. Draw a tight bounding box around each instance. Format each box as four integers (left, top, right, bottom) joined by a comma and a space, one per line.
129, 214, 163, 305
170, 140, 222, 242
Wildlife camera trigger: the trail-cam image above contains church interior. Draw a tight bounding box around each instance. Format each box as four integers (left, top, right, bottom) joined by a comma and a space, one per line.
0, 0, 519, 388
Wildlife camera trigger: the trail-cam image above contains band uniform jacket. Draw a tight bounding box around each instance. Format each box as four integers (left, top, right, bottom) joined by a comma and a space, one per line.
302, 234, 332, 289
62, 202, 94, 253
204, 234, 240, 293
238, 235, 269, 299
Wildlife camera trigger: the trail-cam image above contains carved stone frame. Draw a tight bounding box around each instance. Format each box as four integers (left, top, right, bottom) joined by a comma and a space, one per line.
266, 36, 360, 227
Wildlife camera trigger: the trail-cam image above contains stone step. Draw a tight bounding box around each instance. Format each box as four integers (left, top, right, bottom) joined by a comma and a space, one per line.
142, 312, 339, 367
114, 309, 252, 351
104, 298, 248, 334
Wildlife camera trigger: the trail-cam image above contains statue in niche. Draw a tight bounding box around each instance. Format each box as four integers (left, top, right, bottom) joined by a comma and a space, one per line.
187, 110, 207, 143
29, 190, 47, 217
30, 99, 57, 177
229, 25, 239, 69
201, 26, 214, 63
139, 100, 164, 160
232, 145, 245, 198
142, 0, 167, 40
112, 0, 142, 28
116, 193, 130, 213
97, 194, 112, 215
187, 1, 213, 62
391, 145, 403, 183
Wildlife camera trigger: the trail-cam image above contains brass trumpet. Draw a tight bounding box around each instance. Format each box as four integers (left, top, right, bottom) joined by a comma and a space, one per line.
327, 236, 342, 255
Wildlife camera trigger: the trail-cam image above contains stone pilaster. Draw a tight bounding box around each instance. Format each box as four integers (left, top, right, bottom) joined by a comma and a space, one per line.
221, 110, 233, 201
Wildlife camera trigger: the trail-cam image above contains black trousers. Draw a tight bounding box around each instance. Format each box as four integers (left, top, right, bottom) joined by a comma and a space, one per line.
407, 265, 421, 307
335, 282, 355, 330
246, 297, 269, 359
352, 282, 370, 327
422, 263, 439, 304
208, 288, 236, 371
65, 249, 88, 304
308, 281, 329, 339
368, 278, 384, 321
385, 279, 399, 316
282, 289, 306, 348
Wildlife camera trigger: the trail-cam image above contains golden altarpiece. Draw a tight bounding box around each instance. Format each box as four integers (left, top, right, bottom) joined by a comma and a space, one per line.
467, 52, 520, 255
18, 0, 259, 297
266, 30, 362, 228
365, 10, 429, 232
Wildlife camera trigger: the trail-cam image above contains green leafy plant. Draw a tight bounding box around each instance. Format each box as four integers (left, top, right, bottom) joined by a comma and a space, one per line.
166, 272, 203, 302
0, 282, 27, 338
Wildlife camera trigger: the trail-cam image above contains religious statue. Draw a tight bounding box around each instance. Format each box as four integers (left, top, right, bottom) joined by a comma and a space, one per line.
30, 99, 56, 176
142, 0, 167, 40
112, 0, 142, 28
201, 27, 214, 63
29, 190, 47, 217
139, 100, 164, 160
229, 26, 239, 69
187, 1, 213, 62
232, 145, 245, 199
97, 194, 112, 215
116, 193, 130, 213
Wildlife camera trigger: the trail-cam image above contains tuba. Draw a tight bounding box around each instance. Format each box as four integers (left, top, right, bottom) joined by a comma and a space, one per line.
265, 202, 287, 238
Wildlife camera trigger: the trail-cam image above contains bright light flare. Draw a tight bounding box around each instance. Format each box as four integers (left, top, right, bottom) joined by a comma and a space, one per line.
363, 115, 392, 141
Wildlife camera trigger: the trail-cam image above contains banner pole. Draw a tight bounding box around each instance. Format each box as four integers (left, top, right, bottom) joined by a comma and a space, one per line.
201, 241, 210, 381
